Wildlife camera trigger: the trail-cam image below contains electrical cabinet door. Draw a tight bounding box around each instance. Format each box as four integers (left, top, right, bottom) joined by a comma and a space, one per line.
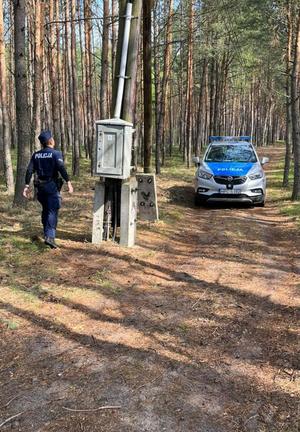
96, 125, 124, 176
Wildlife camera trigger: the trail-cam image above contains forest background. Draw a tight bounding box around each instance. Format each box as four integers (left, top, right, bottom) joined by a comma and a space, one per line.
0, 0, 300, 207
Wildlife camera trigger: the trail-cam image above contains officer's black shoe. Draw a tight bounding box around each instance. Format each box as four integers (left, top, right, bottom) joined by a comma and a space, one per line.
44, 237, 58, 249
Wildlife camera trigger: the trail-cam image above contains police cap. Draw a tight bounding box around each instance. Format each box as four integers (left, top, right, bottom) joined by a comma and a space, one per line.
38, 130, 53, 145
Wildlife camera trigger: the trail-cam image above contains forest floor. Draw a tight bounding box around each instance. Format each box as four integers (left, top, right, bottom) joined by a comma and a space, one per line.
0, 146, 299, 432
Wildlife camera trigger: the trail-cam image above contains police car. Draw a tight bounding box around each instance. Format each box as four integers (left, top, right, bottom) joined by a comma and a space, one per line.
193, 136, 269, 206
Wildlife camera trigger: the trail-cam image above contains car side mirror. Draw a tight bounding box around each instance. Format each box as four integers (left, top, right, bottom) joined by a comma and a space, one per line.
261, 157, 269, 165
193, 156, 201, 166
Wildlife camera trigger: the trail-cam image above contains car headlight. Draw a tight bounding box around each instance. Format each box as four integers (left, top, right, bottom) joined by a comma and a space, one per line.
249, 172, 263, 180
198, 170, 213, 180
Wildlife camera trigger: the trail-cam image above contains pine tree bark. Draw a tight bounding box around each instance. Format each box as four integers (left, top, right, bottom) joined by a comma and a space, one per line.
156, 0, 173, 167
30, 0, 44, 152
153, 2, 162, 172
100, 0, 109, 119
13, 0, 31, 206
84, 0, 94, 162
64, 0, 73, 152
143, 0, 153, 173
0, 0, 14, 194
71, 0, 80, 176
48, 0, 61, 150
185, 0, 194, 167
111, 0, 118, 86
283, 1, 292, 187
291, 10, 300, 200
56, 0, 66, 157
9, 0, 17, 150
195, 58, 208, 155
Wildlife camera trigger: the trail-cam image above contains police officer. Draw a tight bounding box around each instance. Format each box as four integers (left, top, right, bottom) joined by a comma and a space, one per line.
23, 130, 73, 248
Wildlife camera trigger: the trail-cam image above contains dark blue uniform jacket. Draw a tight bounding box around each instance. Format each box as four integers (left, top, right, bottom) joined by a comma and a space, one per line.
25, 147, 69, 189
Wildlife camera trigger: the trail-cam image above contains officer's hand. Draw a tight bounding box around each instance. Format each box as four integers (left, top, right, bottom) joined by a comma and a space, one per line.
23, 186, 30, 199
67, 181, 74, 194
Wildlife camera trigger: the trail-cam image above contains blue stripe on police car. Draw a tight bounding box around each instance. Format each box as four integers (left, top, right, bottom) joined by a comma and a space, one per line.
205, 162, 254, 177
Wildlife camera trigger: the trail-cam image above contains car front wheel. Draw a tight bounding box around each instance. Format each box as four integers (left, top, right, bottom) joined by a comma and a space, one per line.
255, 200, 265, 207
194, 194, 205, 207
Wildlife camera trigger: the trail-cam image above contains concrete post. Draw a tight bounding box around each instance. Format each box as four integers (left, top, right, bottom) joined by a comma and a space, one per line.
120, 176, 138, 247
92, 180, 105, 244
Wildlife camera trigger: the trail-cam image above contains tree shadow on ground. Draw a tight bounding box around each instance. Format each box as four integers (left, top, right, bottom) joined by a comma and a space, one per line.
0, 299, 299, 431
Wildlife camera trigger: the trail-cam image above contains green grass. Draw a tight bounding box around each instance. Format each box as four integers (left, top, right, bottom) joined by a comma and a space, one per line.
92, 269, 123, 296
161, 151, 195, 183
159, 208, 184, 223
265, 153, 300, 222
281, 202, 300, 218
0, 319, 20, 331
93, 268, 112, 283
99, 280, 123, 296
178, 323, 189, 334
9, 284, 41, 304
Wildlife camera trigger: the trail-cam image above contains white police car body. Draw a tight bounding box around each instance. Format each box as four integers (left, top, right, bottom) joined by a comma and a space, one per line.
194, 137, 269, 206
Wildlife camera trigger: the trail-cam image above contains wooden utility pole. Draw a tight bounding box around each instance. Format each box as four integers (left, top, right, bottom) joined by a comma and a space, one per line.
122, 0, 142, 123
111, 0, 126, 116
0, 0, 14, 194
143, 0, 153, 173
13, 0, 31, 206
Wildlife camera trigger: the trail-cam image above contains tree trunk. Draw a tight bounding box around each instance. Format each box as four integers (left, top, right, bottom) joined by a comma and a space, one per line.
56, 0, 66, 157
30, 0, 44, 152
0, 0, 14, 195
100, 0, 109, 119
122, 0, 142, 123
291, 11, 300, 200
13, 0, 31, 206
0, 0, 14, 194
48, 0, 61, 150
283, 1, 292, 187
185, 0, 194, 167
71, 0, 80, 176
111, 0, 118, 86
84, 0, 94, 163
64, 0, 73, 153
143, 0, 153, 173
156, 0, 173, 167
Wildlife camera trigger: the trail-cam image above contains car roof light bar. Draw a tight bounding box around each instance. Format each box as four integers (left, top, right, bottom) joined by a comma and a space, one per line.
209, 136, 252, 143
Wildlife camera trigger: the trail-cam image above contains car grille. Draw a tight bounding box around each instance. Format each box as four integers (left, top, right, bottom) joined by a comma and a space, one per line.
214, 175, 247, 185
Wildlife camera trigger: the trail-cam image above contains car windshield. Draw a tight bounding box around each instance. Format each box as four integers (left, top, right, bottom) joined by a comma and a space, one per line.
205, 144, 257, 163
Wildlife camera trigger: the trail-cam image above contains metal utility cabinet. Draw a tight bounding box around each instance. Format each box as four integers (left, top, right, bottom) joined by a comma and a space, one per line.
94, 118, 134, 180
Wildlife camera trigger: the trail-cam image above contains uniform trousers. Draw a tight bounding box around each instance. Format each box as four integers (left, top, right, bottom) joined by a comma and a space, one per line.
37, 181, 61, 239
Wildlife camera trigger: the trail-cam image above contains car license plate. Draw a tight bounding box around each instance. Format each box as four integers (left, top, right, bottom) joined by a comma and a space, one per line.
219, 189, 241, 194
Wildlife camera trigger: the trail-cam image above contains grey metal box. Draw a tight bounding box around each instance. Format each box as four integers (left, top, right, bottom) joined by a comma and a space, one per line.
94, 118, 133, 180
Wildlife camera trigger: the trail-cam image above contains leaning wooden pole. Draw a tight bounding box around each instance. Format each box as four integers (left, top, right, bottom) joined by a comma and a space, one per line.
122, 0, 142, 123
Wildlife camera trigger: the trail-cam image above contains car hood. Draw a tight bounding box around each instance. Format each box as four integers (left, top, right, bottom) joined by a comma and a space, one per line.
204, 161, 257, 177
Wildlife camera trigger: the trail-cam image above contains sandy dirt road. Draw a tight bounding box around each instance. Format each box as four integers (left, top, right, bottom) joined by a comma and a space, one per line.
0, 147, 299, 431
